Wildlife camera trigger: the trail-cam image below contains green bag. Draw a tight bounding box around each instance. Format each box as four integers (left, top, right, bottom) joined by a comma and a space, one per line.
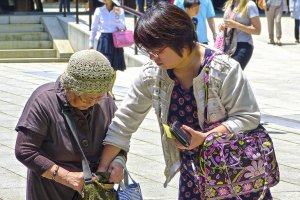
83, 172, 118, 200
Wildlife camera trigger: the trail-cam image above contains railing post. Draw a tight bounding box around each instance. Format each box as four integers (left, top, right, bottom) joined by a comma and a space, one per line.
63, 0, 66, 17
134, 15, 138, 55
76, 0, 79, 24
89, 0, 93, 31
120, 5, 143, 55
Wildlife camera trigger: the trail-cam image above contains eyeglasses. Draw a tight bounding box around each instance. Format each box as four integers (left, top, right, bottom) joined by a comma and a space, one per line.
140, 47, 166, 58
78, 94, 104, 104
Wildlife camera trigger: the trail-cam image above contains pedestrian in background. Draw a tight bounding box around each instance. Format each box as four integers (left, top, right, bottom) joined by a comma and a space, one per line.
174, 0, 217, 44
15, 50, 125, 200
97, 2, 272, 199
59, 0, 71, 12
262, 0, 288, 45
289, 0, 300, 43
89, 0, 126, 100
34, 0, 43, 11
137, 0, 152, 12
219, 0, 261, 70
183, 0, 200, 29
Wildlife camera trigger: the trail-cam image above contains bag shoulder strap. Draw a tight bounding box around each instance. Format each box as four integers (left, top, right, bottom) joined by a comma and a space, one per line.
60, 103, 93, 184
203, 50, 220, 124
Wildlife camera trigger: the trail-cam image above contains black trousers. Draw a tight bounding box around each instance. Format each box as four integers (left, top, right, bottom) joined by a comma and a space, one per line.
295, 19, 300, 41
232, 42, 254, 70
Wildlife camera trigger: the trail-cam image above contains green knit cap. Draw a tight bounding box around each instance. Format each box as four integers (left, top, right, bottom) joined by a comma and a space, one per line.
61, 50, 115, 95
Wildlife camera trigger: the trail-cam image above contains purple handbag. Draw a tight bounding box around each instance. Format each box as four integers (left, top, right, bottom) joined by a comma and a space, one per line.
198, 53, 280, 199
112, 30, 134, 48
200, 125, 280, 200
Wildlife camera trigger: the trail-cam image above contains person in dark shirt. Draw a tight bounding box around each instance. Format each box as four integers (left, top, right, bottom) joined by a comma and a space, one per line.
15, 50, 125, 200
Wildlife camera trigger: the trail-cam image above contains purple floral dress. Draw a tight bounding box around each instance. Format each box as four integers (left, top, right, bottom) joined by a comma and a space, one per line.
167, 49, 272, 200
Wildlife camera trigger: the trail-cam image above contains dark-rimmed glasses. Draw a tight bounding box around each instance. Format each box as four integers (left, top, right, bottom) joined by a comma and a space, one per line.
140, 47, 166, 58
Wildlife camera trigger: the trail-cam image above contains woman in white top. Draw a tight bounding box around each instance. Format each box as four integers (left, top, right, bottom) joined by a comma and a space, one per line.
89, 0, 126, 99
290, 0, 300, 43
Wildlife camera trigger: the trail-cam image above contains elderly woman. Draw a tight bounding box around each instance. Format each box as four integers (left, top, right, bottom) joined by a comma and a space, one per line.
15, 50, 125, 200
98, 2, 273, 199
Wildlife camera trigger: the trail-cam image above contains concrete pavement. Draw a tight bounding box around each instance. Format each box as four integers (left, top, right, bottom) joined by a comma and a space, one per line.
0, 15, 299, 200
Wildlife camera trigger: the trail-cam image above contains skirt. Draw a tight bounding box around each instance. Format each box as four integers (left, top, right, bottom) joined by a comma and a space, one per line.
96, 33, 126, 71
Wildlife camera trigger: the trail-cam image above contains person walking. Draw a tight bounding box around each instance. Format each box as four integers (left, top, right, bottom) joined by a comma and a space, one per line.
59, 0, 71, 13
15, 50, 125, 200
174, 0, 217, 44
89, 0, 126, 100
97, 2, 273, 199
289, 0, 300, 43
262, 0, 288, 45
219, 0, 261, 70
34, 0, 43, 11
137, 0, 152, 13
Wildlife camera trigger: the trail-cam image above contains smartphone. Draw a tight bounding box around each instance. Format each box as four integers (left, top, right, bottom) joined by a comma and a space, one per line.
169, 121, 191, 147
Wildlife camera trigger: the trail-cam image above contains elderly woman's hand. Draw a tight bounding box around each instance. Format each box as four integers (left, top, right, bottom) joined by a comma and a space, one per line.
107, 161, 124, 183
63, 171, 85, 194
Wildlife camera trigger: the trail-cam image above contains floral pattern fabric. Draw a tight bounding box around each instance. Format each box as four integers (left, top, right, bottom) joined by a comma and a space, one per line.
167, 49, 273, 200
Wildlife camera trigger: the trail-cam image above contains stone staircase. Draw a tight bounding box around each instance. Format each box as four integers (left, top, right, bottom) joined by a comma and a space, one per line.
0, 16, 74, 63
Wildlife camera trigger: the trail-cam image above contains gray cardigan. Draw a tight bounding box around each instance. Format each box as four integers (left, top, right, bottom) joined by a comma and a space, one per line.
104, 53, 260, 187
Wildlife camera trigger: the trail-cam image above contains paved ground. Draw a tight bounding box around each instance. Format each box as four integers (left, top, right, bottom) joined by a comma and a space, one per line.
0, 15, 299, 200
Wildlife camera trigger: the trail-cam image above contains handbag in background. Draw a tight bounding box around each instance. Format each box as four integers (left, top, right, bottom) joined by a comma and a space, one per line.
118, 168, 143, 200
214, 3, 238, 56
214, 31, 225, 52
112, 30, 134, 48
214, 28, 237, 56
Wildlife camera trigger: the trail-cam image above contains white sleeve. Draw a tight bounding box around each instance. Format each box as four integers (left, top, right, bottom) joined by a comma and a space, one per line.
89, 8, 101, 48
115, 8, 126, 30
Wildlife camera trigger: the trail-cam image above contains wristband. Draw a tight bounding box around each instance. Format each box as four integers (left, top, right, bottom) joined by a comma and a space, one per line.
113, 156, 126, 168
52, 165, 60, 181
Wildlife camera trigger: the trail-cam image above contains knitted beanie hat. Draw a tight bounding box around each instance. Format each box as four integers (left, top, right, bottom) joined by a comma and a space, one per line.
60, 49, 115, 95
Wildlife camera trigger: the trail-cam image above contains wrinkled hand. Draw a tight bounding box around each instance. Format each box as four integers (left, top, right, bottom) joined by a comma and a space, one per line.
175, 125, 209, 150
224, 19, 238, 29
107, 161, 124, 183
63, 171, 84, 194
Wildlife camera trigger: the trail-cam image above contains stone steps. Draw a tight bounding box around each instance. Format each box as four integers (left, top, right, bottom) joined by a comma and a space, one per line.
0, 57, 69, 63
0, 24, 44, 33
0, 49, 57, 58
0, 41, 53, 49
0, 32, 49, 41
0, 16, 73, 63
